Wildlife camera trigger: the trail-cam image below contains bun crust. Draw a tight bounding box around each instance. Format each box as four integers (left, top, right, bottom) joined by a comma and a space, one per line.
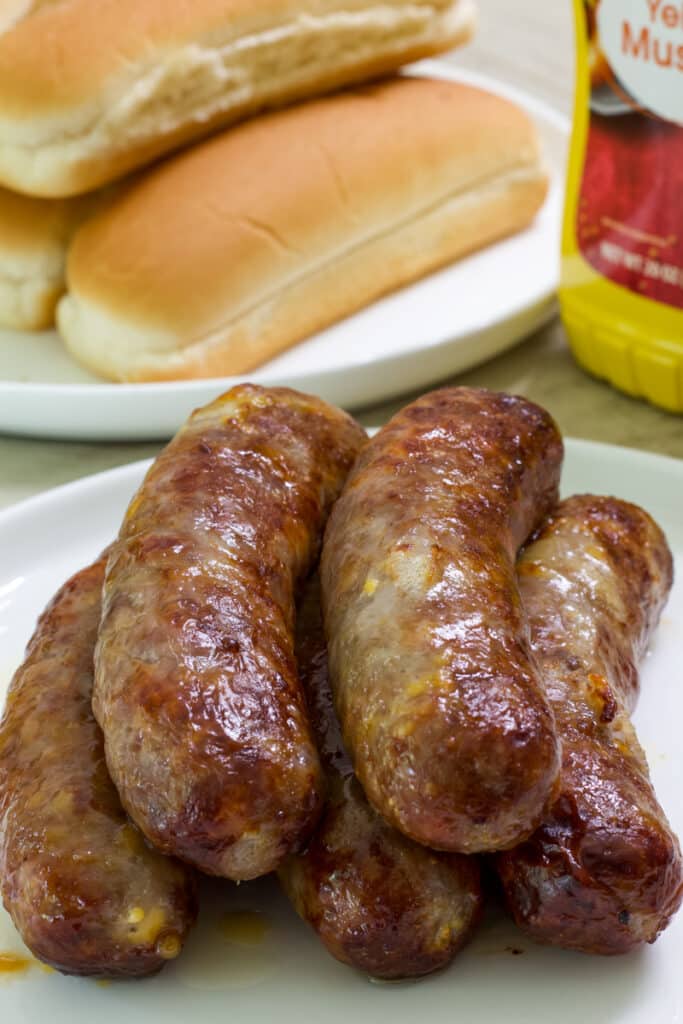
58, 76, 548, 380
0, 0, 475, 197
0, 186, 99, 330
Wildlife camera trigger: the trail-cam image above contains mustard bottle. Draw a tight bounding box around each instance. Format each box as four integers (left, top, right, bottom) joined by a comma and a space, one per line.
560, 0, 683, 412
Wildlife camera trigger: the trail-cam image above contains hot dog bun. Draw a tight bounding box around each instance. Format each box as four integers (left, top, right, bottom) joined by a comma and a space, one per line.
0, 186, 99, 330
0, 0, 476, 198
58, 76, 548, 383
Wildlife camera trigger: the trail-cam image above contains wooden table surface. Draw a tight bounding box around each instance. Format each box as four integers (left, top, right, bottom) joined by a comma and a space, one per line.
0, 1, 680, 511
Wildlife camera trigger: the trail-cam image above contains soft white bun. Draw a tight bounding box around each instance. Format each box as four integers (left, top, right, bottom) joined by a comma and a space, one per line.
58, 76, 549, 381
0, 0, 476, 197
0, 185, 100, 330
0, 0, 55, 37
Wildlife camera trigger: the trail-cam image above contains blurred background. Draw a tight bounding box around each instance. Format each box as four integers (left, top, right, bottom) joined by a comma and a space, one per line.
0, 1, 680, 512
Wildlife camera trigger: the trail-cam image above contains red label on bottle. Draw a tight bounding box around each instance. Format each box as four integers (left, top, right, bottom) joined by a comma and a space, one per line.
577, 0, 683, 310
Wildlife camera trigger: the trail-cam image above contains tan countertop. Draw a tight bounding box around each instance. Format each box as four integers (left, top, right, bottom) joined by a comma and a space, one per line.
0, 1, 680, 512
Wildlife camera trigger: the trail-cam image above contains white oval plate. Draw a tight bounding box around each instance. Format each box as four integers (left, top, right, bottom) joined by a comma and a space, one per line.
0, 439, 681, 1023
0, 62, 568, 441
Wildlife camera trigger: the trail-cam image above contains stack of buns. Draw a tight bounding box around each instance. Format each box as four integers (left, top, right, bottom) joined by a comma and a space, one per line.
0, 0, 548, 380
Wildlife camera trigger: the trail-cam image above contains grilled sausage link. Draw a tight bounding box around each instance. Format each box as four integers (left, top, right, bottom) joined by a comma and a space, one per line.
497, 495, 683, 954
0, 557, 197, 978
279, 578, 482, 980
321, 387, 563, 854
94, 385, 367, 881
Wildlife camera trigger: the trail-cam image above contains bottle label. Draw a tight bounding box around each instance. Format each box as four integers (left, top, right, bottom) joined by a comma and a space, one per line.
577, 0, 683, 309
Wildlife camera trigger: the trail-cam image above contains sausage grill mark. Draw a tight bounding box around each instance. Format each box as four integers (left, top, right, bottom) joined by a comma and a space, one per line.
0, 557, 197, 978
498, 495, 683, 954
279, 577, 483, 980
321, 387, 564, 855
93, 384, 367, 881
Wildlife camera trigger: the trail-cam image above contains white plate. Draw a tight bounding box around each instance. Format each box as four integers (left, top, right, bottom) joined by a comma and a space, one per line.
0, 439, 681, 1023
0, 63, 568, 441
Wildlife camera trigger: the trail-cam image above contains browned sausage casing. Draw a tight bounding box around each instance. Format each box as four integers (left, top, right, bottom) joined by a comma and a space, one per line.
321, 387, 563, 854
278, 579, 483, 980
94, 385, 367, 881
0, 557, 197, 978
497, 495, 683, 954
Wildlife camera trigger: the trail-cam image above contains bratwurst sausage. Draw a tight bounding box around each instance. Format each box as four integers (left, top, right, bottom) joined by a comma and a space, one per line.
94, 385, 367, 880
321, 387, 563, 854
279, 578, 482, 979
497, 495, 683, 953
0, 557, 197, 977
